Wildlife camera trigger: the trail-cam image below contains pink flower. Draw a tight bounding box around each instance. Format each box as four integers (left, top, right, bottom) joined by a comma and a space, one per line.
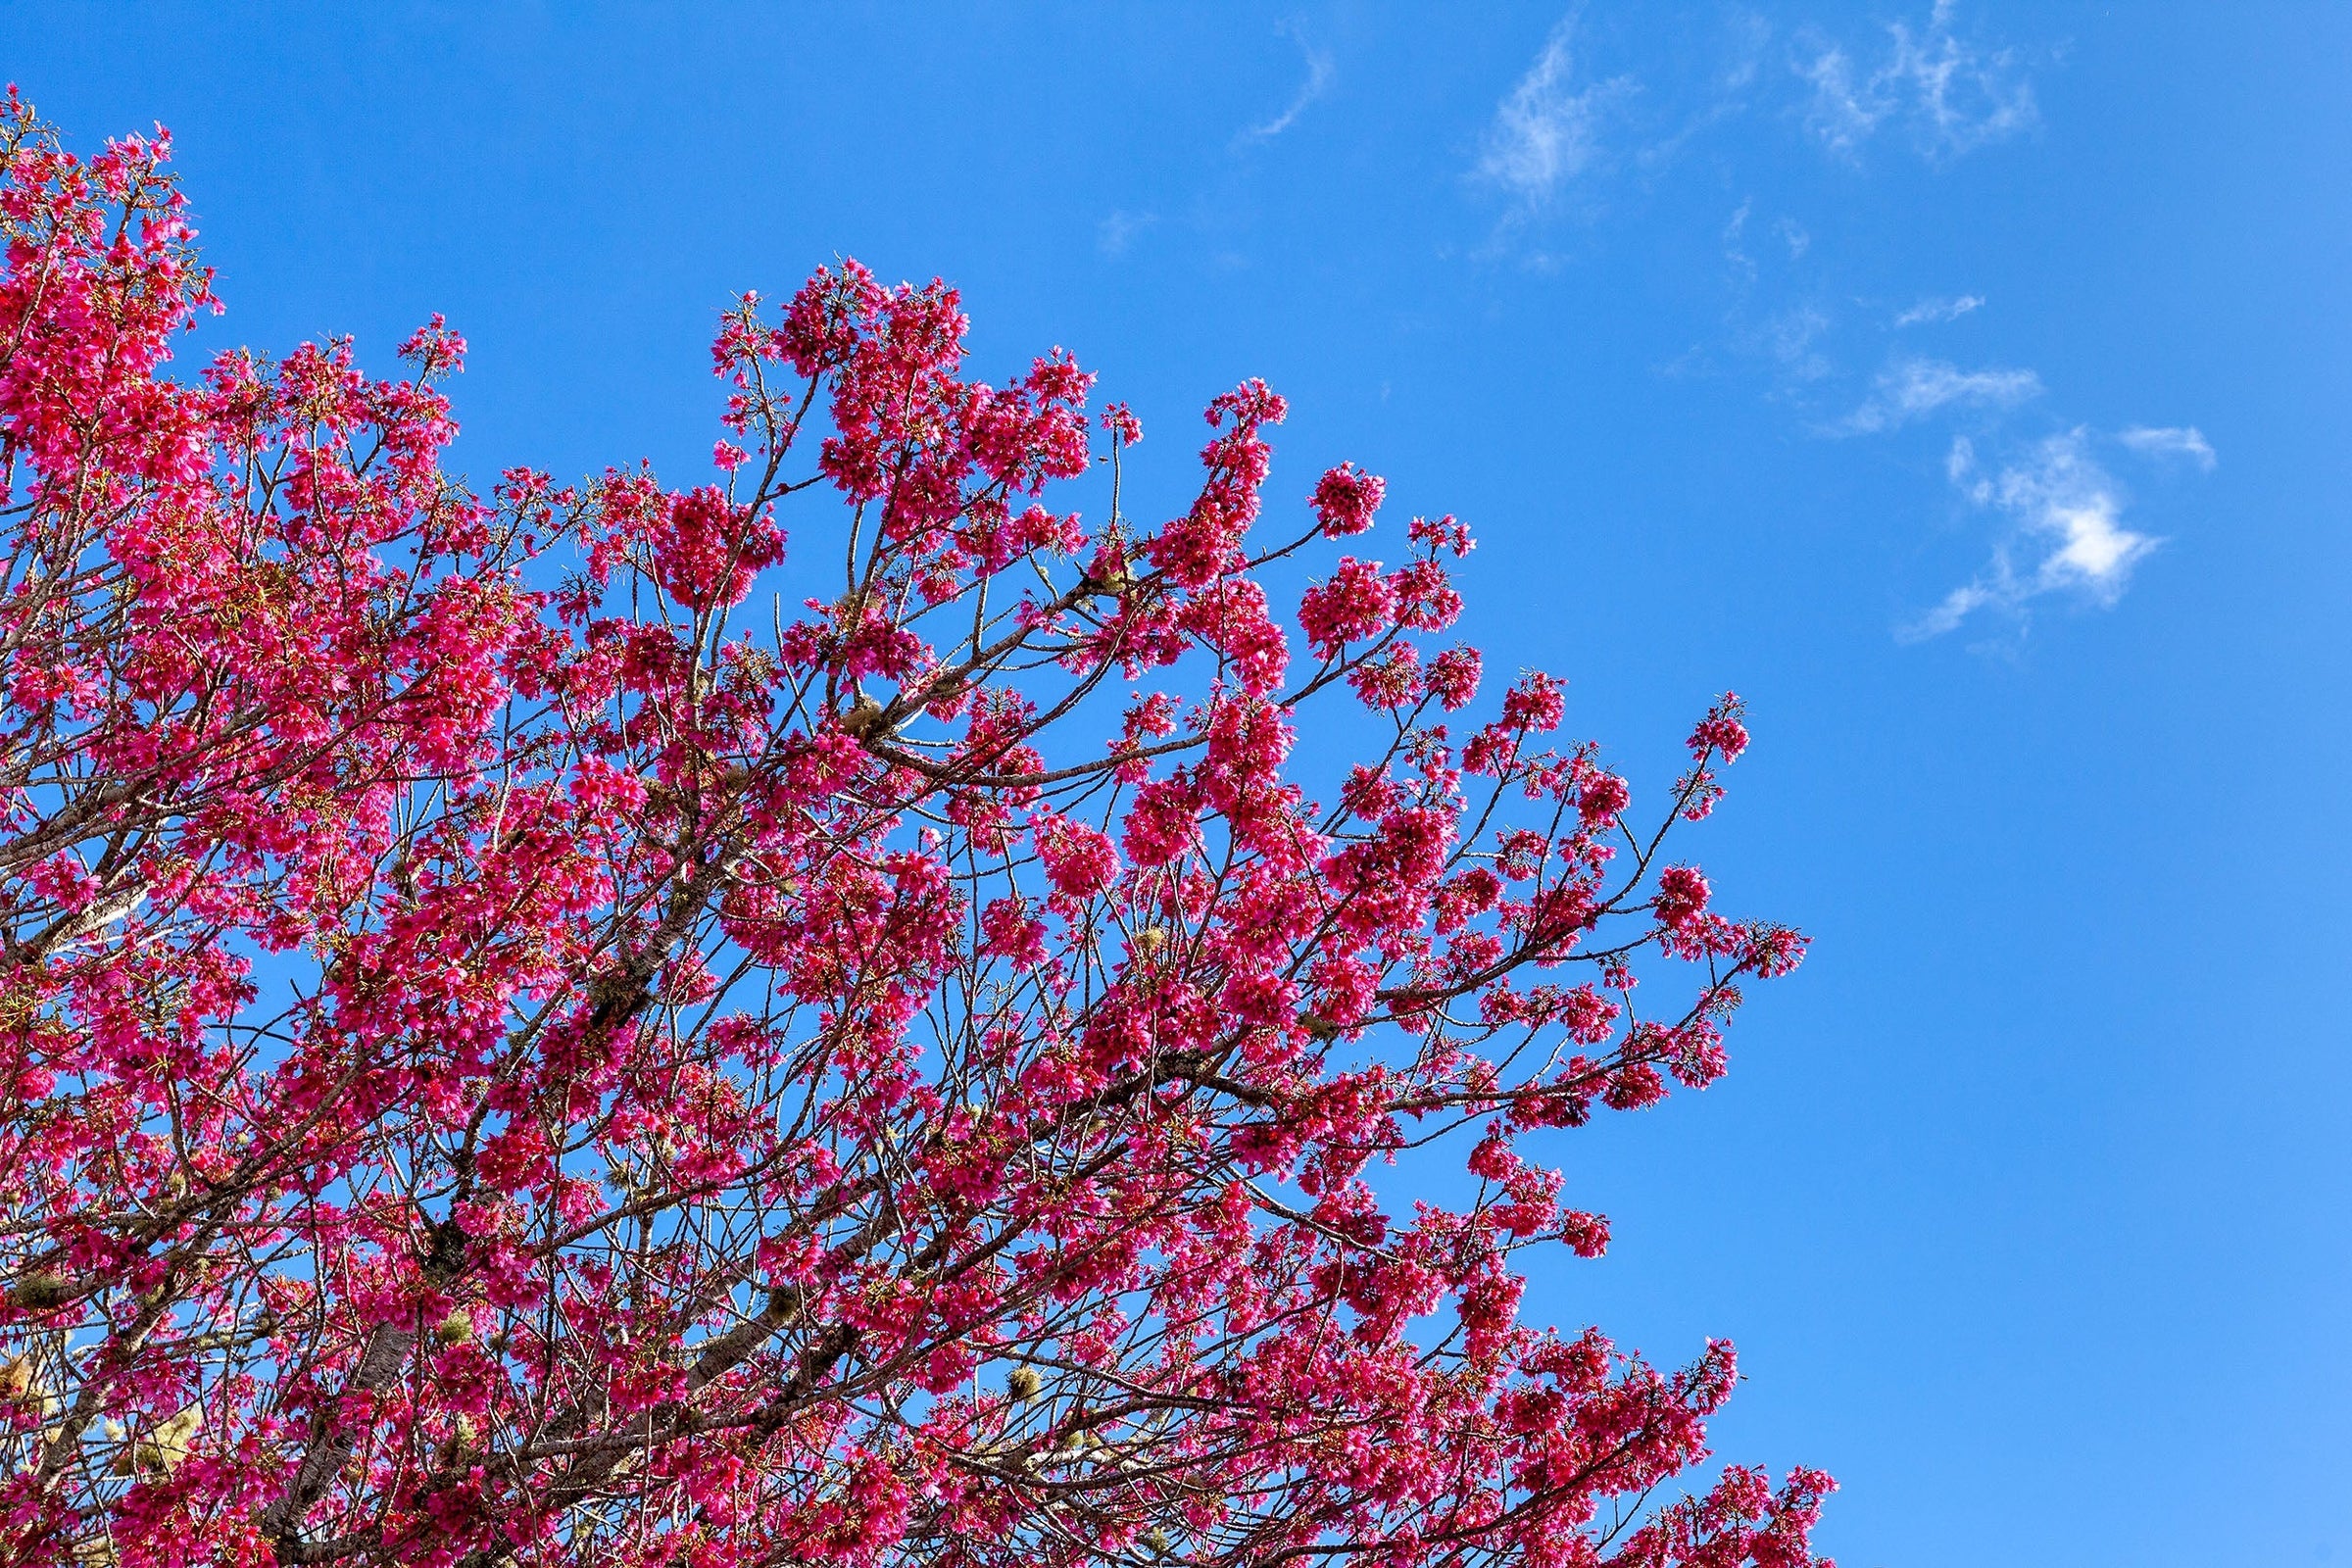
1654, 864, 1711, 929
1033, 814, 1119, 901
1309, 461, 1386, 537
1580, 769, 1631, 826
1426, 645, 1482, 710
1298, 558, 1397, 660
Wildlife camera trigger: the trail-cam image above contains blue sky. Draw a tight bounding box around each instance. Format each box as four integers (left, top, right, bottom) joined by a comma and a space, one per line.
9, 4, 2349, 1563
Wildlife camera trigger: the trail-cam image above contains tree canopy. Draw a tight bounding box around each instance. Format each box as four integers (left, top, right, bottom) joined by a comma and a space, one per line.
0, 96, 1829, 1568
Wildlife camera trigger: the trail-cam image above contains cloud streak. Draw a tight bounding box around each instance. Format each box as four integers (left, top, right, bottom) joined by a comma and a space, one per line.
1097, 210, 1155, 258
1238, 23, 1335, 144
1840, 357, 2042, 433
2118, 424, 2218, 469
1477, 17, 1637, 208
1800, 1, 2035, 161
1904, 428, 2189, 640
1894, 293, 1985, 326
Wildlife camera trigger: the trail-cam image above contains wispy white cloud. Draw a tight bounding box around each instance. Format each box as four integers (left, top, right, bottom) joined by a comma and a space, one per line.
1996, 437, 2156, 593
1723, 199, 1755, 276
1761, 304, 1834, 382
1841, 356, 2042, 433
1901, 578, 1999, 641
1637, 13, 1773, 174
1477, 16, 1638, 208
1800, 1, 2035, 161
1237, 23, 1335, 144
1895, 293, 1985, 326
1904, 428, 2166, 640
2118, 424, 2218, 469
1097, 210, 1155, 258
1719, 8, 1773, 93
1797, 44, 1882, 153
1721, 202, 1811, 286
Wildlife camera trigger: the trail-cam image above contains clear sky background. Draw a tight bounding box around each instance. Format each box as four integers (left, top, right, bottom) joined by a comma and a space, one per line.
7, 4, 2348, 1563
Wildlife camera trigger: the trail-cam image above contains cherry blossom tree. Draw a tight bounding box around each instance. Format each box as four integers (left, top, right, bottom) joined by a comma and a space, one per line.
0, 96, 1832, 1568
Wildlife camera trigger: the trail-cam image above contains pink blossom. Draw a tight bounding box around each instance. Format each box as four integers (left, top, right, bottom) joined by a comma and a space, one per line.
1309, 461, 1386, 537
